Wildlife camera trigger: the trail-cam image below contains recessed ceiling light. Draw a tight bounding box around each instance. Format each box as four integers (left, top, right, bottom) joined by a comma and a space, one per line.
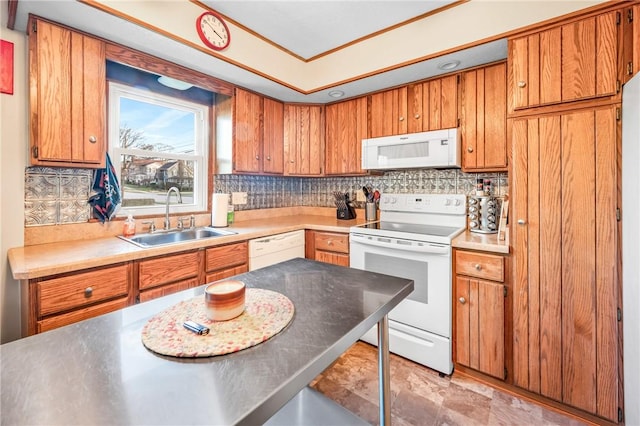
438, 60, 460, 71
157, 76, 193, 91
328, 90, 345, 98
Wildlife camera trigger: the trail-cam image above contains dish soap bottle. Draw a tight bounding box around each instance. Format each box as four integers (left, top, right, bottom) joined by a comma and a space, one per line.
123, 214, 136, 237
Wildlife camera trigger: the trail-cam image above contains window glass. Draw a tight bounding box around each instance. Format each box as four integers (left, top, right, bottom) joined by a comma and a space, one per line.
108, 82, 208, 215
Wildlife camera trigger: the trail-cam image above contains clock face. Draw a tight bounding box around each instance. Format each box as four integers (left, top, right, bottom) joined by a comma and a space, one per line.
196, 12, 230, 51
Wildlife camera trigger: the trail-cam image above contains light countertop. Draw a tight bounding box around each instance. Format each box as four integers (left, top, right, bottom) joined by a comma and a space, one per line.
452, 228, 510, 254
8, 214, 364, 280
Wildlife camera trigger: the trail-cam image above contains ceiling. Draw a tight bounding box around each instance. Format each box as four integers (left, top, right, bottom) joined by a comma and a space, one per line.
201, 1, 458, 60
8, 1, 603, 103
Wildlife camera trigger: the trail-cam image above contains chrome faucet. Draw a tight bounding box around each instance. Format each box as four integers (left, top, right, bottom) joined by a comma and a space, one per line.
164, 187, 182, 230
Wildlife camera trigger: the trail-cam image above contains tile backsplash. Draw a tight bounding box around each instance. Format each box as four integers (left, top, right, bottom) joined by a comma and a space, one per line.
24, 166, 507, 226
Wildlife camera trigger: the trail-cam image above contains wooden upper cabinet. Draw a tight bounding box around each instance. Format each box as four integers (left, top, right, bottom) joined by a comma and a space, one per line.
371, 75, 458, 138
509, 10, 620, 112
262, 98, 284, 174
324, 97, 368, 175
370, 86, 407, 138
233, 88, 263, 173
284, 104, 324, 176
29, 18, 106, 168
461, 62, 507, 171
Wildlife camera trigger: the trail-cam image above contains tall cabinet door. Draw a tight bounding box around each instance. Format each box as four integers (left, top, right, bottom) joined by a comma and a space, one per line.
511, 105, 619, 421
262, 98, 284, 174
233, 88, 263, 173
324, 97, 367, 175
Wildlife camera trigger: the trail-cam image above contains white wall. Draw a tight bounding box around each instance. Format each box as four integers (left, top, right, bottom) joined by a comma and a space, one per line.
1, 6, 28, 343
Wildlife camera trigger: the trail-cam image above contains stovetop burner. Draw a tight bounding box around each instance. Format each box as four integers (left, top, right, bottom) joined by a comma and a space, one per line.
355, 221, 462, 238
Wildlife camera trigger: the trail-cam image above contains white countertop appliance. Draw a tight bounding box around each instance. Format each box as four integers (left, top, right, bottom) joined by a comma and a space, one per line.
349, 193, 467, 375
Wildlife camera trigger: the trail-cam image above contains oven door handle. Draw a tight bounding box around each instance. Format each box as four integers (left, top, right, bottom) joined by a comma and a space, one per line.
350, 234, 449, 255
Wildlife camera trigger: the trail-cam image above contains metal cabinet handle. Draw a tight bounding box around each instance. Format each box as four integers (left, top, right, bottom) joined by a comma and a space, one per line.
475, 263, 482, 271
459, 297, 466, 304
517, 81, 527, 88
88, 136, 97, 143
517, 219, 526, 225
467, 146, 473, 153
84, 287, 93, 297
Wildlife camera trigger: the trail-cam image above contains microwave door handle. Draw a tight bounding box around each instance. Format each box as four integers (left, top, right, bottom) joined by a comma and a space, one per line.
351, 234, 449, 255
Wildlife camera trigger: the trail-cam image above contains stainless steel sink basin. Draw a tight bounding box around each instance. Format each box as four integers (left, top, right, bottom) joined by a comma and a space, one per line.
119, 227, 237, 248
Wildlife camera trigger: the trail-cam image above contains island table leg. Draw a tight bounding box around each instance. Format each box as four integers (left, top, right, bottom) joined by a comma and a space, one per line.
377, 315, 391, 425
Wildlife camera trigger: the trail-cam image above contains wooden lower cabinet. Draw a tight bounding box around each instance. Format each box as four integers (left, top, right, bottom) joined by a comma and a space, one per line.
22, 262, 133, 336
205, 241, 249, 282
137, 250, 203, 302
306, 230, 349, 266
454, 249, 507, 380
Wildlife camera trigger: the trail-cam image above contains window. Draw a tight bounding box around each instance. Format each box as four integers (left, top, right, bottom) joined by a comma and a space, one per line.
108, 82, 209, 216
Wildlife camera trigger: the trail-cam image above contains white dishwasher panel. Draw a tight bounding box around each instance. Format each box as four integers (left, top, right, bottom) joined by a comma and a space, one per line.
249, 230, 305, 271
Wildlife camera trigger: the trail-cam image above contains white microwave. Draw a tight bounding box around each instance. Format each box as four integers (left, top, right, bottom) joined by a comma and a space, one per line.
361, 128, 460, 170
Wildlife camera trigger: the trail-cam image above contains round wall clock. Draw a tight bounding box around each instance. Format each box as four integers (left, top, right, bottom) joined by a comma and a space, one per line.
196, 11, 230, 51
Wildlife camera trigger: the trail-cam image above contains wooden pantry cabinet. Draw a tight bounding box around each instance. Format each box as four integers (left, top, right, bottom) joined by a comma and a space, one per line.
233, 88, 284, 174
305, 230, 349, 267
28, 17, 106, 168
324, 97, 368, 175
460, 62, 508, 172
508, 9, 621, 112
21, 263, 133, 336
284, 104, 324, 176
369, 74, 458, 138
511, 105, 619, 422
454, 249, 508, 380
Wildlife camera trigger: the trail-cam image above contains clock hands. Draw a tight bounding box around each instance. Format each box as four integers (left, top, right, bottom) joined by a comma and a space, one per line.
204, 21, 225, 41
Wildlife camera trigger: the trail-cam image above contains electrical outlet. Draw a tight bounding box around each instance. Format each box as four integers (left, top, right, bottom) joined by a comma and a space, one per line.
356, 189, 366, 202
231, 192, 247, 205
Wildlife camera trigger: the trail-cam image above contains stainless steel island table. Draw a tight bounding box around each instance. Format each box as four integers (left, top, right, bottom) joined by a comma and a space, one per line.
1, 258, 413, 425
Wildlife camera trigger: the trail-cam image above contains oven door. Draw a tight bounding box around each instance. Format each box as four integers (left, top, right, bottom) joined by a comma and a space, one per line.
349, 232, 451, 338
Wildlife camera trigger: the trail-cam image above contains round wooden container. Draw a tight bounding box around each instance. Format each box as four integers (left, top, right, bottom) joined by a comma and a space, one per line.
204, 280, 246, 321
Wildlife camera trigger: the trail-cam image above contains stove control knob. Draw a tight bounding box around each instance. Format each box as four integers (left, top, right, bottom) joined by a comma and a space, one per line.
444, 199, 452, 206
454, 199, 462, 206
389, 197, 397, 204
469, 221, 479, 228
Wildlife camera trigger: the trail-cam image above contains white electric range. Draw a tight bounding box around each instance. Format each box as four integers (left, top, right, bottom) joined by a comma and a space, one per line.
349, 193, 467, 375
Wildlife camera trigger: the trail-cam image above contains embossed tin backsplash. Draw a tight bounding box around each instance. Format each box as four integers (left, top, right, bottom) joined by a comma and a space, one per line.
24, 167, 507, 226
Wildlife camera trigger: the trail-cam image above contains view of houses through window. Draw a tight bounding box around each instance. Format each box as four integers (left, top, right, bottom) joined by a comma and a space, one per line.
108, 82, 208, 216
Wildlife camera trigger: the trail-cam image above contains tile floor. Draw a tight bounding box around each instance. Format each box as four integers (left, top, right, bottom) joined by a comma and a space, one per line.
310, 342, 588, 426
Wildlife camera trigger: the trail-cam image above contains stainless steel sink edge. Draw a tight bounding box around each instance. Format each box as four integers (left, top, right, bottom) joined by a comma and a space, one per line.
118, 227, 237, 248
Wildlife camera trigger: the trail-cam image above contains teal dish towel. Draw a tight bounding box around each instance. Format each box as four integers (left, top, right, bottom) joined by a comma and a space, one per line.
88, 153, 121, 223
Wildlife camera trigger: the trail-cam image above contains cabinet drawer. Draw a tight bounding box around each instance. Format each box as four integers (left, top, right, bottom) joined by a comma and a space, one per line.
456, 251, 504, 282
139, 251, 200, 290
205, 242, 248, 272
37, 264, 129, 317
139, 277, 199, 303
206, 265, 248, 283
314, 232, 349, 254
38, 297, 128, 333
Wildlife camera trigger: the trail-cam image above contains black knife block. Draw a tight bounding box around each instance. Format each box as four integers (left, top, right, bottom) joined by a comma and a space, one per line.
337, 203, 357, 220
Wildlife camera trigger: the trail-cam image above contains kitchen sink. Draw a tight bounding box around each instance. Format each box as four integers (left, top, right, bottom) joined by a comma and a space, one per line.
119, 227, 237, 248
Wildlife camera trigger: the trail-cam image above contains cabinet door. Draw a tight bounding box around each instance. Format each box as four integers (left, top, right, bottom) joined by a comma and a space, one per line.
509, 11, 619, 111
461, 63, 507, 171
455, 276, 505, 379
511, 106, 618, 420
427, 75, 458, 130
284, 104, 324, 175
233, 88, 263, 173
325, 97, 367, 175
30, 19, 105, 167
369, 87, 407, 137
263, 98, 284, 174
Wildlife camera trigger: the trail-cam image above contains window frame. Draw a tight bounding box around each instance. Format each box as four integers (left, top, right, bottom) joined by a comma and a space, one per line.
108, 81, 209, 216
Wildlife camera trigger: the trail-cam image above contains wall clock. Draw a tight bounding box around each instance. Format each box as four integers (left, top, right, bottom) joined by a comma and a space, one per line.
196, 11, 230, 51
